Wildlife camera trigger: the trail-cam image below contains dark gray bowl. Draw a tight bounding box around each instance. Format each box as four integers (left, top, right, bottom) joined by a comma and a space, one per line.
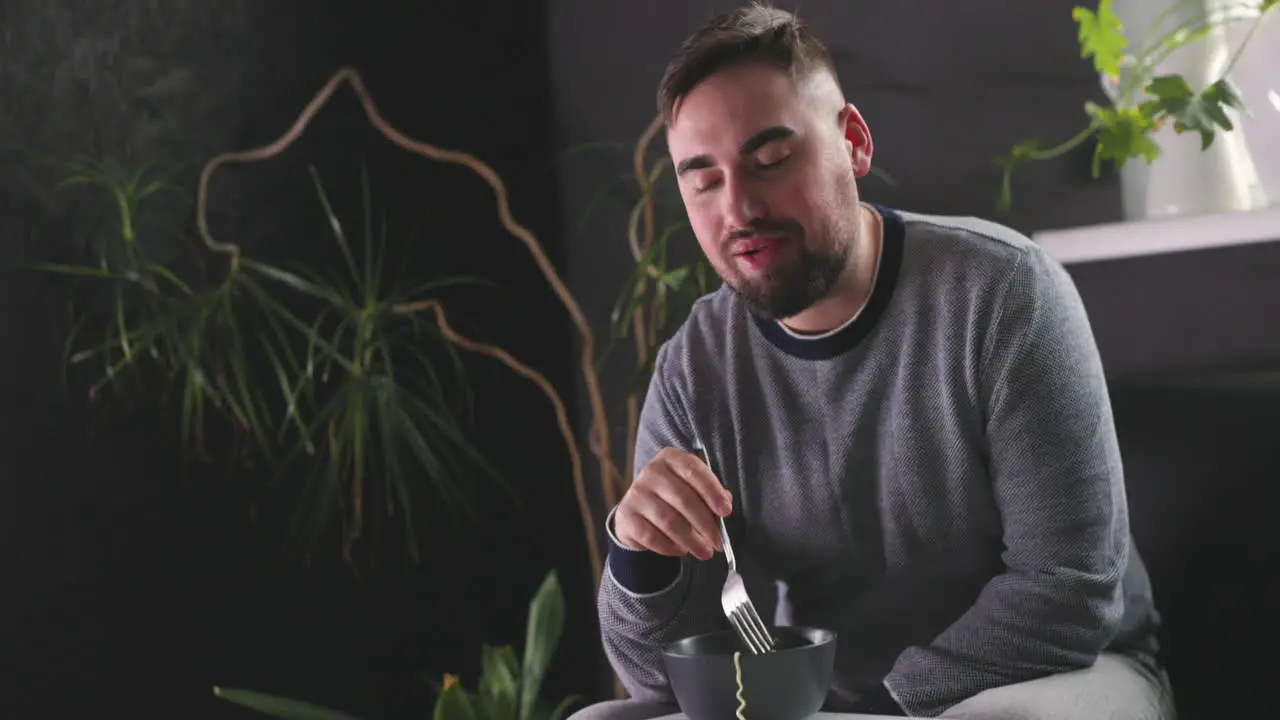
662, 626, 836, 720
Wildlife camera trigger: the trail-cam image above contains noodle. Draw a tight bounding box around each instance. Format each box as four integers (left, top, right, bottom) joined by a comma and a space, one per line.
732, 650, 747, 720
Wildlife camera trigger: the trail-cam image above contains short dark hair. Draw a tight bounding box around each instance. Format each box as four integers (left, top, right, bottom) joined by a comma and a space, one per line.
657, 2, 840, 125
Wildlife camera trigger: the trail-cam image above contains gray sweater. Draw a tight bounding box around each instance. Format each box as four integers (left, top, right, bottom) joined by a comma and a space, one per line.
597, 205, 1161, 717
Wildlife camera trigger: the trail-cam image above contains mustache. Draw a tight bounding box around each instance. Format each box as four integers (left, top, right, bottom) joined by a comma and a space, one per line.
724, 219, 802, 243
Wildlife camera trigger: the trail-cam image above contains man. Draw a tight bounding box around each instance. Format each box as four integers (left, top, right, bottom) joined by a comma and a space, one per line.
572, 3, 1174, 718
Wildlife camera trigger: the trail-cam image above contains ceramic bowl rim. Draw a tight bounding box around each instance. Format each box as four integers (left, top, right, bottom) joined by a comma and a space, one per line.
661, 625, 837, 659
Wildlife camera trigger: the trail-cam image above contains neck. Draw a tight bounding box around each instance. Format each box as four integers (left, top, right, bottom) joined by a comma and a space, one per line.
778, 203, 882, 335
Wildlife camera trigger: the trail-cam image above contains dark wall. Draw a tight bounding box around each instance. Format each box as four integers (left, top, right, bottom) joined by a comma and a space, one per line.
1, 1, 592, 717
1110, 381, 1280, 719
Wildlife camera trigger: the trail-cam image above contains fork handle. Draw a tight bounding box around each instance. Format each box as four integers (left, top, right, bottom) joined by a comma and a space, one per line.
717, 517, 736, 570
693, 436, 737, 570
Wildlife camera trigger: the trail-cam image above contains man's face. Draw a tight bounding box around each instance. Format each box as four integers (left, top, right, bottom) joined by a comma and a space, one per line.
666, 62, 874, 320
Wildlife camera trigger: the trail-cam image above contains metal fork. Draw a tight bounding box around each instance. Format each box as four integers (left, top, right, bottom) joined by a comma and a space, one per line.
692, 435, 777, 655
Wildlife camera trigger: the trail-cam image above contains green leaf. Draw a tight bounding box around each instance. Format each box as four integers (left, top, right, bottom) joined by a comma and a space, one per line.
1263, 0, 1277, 12
519, 570, 567, 720
241, 258, 352, 312
606, 222, 684, 337
30, 262, 118, 279
479, 644, 522, 720
1084, 101, 1161, 175
1147, 75, 1242, 149
658, 266, 691, 292
212, 687, 362, 720
308, 165, 364, 297
1073, 0, 1128, 77
435, 682, 479, 720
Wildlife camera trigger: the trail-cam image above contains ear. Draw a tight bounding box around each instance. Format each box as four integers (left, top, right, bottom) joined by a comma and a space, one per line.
839, 103, 874, 178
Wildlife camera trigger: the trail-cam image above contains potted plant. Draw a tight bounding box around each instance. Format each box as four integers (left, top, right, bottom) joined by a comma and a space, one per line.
996, 0, 1278, 219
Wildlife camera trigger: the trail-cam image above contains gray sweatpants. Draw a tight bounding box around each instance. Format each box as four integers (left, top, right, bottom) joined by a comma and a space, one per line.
567, 652, 1176, 719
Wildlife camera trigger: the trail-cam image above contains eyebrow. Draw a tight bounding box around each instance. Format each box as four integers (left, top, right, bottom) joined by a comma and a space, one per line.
675, 125, 796, 177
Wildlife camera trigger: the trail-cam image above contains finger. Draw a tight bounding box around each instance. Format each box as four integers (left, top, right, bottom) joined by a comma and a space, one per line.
619, 513, 685, 557
615, 504, 678, 555
633, 490, 715, 560
671, 449, 734, 517
649, 471, 723, 553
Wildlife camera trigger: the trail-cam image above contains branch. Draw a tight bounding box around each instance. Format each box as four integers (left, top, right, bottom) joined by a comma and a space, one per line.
624, 114, 666, 481
394, 299, 602, 588
629, 114, 664, 263
193, 66, 619, 582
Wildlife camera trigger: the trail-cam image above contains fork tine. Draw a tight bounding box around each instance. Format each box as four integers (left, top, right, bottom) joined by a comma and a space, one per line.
732, 605, 771, 654
741, 600, 776, 652
732, 610, 768, 655
727, 612, 763, 654
746, 606, 774, 652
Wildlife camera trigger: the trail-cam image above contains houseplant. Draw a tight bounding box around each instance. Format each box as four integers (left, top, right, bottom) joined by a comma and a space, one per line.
191, 67, 613, 584
212, 568, 582, 720
37, 147, 508, 570
37, 65, 631, 575
31, 67, 628, 710
995, 0, 1278, 217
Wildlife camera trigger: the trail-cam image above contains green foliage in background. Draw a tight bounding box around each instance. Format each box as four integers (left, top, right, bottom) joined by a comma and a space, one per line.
554, 137, 714, 380
36, 159, 509, 566
996, 0, 1278, 211
593, 150, 718, 398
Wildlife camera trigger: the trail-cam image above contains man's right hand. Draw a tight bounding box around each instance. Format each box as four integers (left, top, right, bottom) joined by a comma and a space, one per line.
614, 447, 734, 561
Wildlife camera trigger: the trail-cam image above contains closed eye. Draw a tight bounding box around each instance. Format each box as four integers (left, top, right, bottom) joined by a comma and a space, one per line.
754, 146, 792, 169
690, 148, 790, 193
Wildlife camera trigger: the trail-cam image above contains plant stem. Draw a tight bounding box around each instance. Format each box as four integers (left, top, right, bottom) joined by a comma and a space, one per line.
625, 114, 666, 483
630, 114, 664, 264
394, 298, 603, 588
1137, 0, 1205, 58
1126, 2, 1264, 101
1021, 125, 1100, 161
1219, 2, 1269, 77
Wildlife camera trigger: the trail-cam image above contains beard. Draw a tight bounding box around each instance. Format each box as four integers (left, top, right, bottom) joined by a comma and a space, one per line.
721, 221, 855, 321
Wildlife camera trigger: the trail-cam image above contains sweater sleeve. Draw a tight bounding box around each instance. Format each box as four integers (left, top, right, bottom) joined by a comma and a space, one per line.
596, 340, 730, 702
883, 246, 1131, 717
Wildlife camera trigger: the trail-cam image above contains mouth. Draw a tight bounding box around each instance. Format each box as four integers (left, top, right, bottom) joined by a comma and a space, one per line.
729, 235, 786, 269
731, 235, 783, 257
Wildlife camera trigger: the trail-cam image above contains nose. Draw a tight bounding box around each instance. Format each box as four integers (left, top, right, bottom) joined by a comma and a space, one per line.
721, 173, 766, 230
